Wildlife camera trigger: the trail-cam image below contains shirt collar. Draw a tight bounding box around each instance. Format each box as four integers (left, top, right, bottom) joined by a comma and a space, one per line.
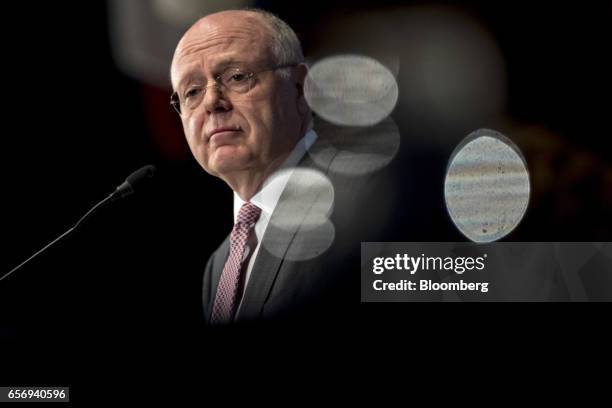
233, 129, 317, 223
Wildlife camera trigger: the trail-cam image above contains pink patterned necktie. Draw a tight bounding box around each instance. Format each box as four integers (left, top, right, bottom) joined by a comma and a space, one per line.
210, 202, 262, 324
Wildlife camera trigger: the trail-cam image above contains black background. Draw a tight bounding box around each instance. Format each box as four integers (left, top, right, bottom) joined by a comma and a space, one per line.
1, 0, 610, 397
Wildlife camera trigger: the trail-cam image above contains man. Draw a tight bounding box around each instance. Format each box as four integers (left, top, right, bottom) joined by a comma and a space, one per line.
170, 9, 390, 325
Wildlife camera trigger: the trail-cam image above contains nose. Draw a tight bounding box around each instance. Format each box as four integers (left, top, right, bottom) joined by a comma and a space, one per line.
202, 83, 232, 114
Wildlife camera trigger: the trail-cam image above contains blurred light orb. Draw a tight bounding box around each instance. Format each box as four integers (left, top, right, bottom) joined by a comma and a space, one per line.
309, 116, 400, 175
304, 55, 398, 127
268, 168, 335, 230
394, 6, 507, 145
263, 168, 335, 261
444, 129, 530, 243
265, 220, 336, 262
152, 0, 251, 25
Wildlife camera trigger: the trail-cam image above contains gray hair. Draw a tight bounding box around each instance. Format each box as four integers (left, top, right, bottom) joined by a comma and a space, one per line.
248, 9, 312, 130
245, 9, 305, 77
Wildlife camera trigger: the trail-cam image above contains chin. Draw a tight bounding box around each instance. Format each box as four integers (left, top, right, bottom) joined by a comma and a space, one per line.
209, 158, 251, 175
209, 148, 253, 173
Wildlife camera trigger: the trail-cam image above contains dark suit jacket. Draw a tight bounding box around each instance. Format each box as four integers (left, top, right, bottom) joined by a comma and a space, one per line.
202, 134, 395, 325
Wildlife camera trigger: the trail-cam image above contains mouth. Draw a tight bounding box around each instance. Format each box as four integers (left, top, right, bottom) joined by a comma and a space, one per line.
207, 126, 242, 140
207, 126, 243, 147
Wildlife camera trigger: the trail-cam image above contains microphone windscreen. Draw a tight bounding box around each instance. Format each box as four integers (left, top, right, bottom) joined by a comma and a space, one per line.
125, 164, 156, 189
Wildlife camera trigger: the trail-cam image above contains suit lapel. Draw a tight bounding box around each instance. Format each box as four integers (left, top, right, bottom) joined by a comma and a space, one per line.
236, 147, 335, 322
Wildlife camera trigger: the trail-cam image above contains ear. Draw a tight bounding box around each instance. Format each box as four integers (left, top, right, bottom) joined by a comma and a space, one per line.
294, 63, 309, 115
294, 63, 308, 98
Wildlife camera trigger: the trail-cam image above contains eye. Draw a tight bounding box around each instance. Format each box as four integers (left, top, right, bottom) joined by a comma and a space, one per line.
229, 72, 248, 83
184, 86, 202, 99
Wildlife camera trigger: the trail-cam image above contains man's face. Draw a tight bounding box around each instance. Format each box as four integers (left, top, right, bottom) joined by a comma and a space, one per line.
171, 11, 306, 182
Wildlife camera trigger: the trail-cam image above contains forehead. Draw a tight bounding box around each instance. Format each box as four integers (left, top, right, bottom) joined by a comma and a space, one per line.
171, 13, 273, 88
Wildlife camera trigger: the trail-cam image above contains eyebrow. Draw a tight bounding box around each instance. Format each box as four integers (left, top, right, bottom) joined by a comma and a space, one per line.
176, 71, 205, 94
175, 58, 247, 91
215, 58, 244, 70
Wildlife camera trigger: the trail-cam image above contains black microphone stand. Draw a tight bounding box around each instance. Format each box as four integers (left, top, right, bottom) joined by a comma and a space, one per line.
1, 193, 116, 282
1, 165, 155, 282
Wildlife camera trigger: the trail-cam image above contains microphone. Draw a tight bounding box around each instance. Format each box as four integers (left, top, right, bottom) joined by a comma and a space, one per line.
110, 164, 156, 201
1, 165, 157, 282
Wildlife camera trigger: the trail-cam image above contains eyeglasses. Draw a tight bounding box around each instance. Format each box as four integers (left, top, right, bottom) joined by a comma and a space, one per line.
170, 63, 297, 116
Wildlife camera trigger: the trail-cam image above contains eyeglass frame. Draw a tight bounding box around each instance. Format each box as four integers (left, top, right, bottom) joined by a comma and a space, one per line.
170, 62, 299, 116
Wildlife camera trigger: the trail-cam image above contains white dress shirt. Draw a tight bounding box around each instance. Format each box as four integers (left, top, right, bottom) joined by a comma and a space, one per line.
232, 129, 317, 315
